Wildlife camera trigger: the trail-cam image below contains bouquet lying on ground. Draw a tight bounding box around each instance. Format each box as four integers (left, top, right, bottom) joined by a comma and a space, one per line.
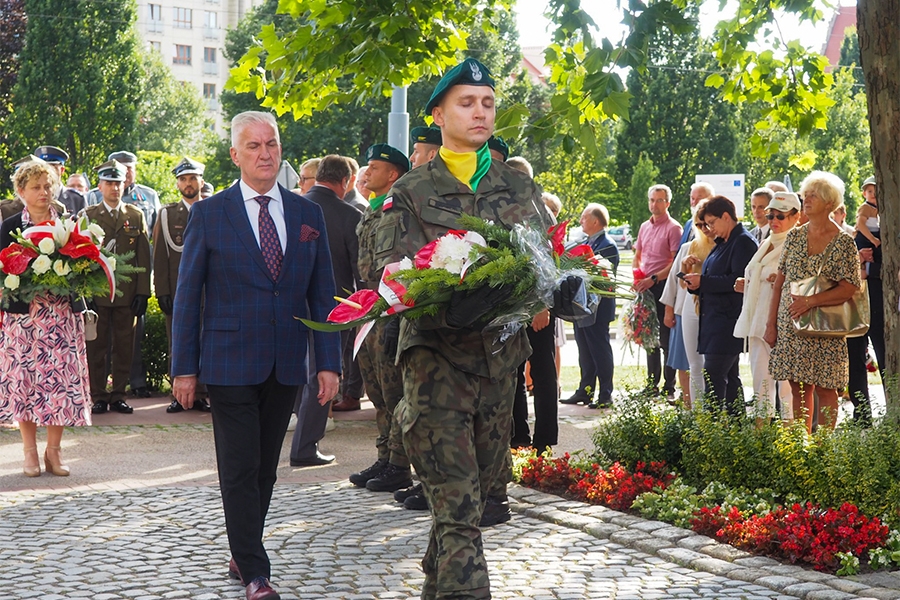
301, 215, 624, 339
620, 268, 660, 350
0, 216, 140, 307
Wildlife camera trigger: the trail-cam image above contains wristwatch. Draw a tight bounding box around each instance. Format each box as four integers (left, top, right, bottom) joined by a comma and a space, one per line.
650, 274, 658, 282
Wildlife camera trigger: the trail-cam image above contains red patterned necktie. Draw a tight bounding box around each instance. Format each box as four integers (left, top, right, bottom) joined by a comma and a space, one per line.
254, 195, 283, 280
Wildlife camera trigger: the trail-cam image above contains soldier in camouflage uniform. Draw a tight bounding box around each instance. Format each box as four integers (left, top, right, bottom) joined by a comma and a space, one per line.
349, 143, 414, 494
372, 58, 554, 600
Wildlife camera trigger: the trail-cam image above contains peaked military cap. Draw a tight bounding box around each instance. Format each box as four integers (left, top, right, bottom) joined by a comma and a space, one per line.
365, 143, 411, 174
12, 154, 44, 170
95, 159, 127, 182
107, 150, 137, 166
862, 176, 876, 189
200, 182, 214, 196
410, 126, 442, 146
425, 58, 495, 115
487, 136, 510, 161
172, 157, 205, 177
34, 145, 69, 164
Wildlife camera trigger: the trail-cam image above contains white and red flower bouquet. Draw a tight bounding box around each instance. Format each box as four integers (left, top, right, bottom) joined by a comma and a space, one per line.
620, 268, 660, 350
0, 216, 140, 307
301, 215, 622, 339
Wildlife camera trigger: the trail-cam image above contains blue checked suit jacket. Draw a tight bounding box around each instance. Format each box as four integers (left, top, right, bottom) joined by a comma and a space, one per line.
171, 182, 342, 386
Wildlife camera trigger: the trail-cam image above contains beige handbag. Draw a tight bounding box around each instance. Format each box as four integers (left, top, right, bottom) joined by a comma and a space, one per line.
790, 266, 869, 338
83, 309, 99, 341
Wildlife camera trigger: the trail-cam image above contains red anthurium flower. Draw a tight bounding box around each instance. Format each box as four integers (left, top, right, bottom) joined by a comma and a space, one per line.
25, 221, 55, 243
632, 268, 646, 284
327, 289, 379, 323
58, 230, 100, 261
414, 239, 439, 269
566, 244, 599, 264
547, 221, 568, 257
0, 243, 38, 275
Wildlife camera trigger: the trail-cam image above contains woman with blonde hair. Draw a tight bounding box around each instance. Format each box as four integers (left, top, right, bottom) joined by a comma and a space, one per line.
765, 171, 861, 432
0, 158, 91, 476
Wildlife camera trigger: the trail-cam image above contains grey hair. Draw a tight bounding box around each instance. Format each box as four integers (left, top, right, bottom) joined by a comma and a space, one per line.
647, 184, 672, 201
231, 111, 280, 147
691, 181, 715, 198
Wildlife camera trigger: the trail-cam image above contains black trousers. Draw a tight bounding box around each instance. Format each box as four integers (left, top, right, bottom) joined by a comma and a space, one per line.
207, 369, 298, 583
340, 327, 365, 400
646, 281, 676, 392
512, 318, 558, 450
703, 352, 743, 417
847, 275, 885, 424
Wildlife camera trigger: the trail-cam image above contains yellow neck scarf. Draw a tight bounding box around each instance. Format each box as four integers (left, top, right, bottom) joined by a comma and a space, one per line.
440, 143, 492, 191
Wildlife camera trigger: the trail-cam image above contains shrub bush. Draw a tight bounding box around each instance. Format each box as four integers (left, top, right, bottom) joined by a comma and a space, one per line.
143, 296, 170, 393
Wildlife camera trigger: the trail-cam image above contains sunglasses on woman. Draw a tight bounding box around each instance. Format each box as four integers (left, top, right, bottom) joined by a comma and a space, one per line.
766, 213, 787, 220
695, 222, 710, 229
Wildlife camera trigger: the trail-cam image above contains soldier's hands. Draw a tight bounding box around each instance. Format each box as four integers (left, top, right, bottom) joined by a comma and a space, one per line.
157, 295, 174, 315
381, 318, 400, 360
445, 284, 513, 328
131, 294, 149, 317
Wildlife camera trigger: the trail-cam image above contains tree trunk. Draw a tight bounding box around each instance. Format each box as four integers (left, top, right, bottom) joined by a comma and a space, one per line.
858, 0, 900, 409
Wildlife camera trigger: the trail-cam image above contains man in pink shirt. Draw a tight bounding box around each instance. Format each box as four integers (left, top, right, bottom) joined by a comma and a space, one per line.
633, 184, 683, 398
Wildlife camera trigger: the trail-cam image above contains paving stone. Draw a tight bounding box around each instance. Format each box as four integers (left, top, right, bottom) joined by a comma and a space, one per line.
691, 557, 742, 575
782, 582, 835, 597
677, 534, 718, 550
701, 542, 753, 561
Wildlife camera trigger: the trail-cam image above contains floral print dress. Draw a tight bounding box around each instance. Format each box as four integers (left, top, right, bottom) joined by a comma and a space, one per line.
768, 225, 861, 390
0, 209, 91, 426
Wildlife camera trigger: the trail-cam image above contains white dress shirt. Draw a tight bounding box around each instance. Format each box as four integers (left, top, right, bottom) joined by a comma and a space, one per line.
239, 180, 287, 254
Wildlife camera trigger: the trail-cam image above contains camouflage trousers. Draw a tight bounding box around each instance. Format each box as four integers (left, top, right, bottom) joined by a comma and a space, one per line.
397, 346, 515, 600
357, 320, 409, 467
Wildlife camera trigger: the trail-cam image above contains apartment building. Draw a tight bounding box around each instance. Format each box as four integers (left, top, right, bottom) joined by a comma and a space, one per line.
135, 0, 264, 132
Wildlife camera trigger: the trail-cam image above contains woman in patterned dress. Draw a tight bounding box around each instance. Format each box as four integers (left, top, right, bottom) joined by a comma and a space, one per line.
764, 171, 861, 432
0, 159, 91, 476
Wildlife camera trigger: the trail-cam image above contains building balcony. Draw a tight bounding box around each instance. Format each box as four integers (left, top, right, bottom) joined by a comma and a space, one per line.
147, 20, 163, 33
206, 98, 219, 111
202, 62, 219, 76
203, 27, 220, 40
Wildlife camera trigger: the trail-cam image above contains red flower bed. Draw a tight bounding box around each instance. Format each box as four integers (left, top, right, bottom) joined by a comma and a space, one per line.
691, 502, 889, 571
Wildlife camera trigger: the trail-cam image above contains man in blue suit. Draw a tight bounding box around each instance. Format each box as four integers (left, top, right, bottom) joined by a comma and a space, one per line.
561, 203, 620, 408
171, 111, 341, 600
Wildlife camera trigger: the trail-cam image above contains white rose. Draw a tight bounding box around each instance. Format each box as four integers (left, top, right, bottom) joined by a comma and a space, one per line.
32, 254, 52, 275
398, 257, 413, 271
38, 238, 56, 254
5, 274, 19, 290
107, 256, 116, 271
53, 259, 71, 277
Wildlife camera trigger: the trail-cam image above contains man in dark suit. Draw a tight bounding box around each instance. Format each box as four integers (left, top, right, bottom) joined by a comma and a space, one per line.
562, 203, 620, 408
289, 154, 363, 467
171, 111, 341, 600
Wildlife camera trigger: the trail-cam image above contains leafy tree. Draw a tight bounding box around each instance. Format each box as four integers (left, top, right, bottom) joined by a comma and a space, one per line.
133, 51, 216, 157
628, 154, 660, 236
135, 151, 188, 206
0, 0, 26, 166
838, 27, 865, 88
6, 0, 143, 176
615, 33, 739, 223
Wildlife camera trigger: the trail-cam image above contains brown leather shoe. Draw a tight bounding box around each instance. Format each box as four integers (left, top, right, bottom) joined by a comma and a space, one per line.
245, 576, 280, 600
331, 395, 360, 411
228, 557, 244, 585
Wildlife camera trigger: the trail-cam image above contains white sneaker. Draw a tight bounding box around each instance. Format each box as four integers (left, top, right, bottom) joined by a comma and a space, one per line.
287, 413, 298, 432
325, 417, 335, 432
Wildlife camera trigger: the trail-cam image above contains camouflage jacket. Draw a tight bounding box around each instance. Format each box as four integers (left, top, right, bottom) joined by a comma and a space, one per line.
373, 154, 551, 379
356, 204, 383, 286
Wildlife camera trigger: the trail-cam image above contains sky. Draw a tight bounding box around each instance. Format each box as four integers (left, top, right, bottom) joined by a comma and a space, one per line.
513, 0, 849, 55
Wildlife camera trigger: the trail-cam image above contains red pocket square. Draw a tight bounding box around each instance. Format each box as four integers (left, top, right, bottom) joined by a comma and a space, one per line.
299, 224, 320, 242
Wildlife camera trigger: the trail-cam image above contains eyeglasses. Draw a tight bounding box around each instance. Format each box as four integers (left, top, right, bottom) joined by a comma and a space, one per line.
695, 222, 709, 229
704, 216, 720, 229
299, 176, 314, 183
766, 213, 787, 221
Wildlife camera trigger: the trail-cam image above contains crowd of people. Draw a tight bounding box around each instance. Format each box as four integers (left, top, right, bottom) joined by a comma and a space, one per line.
0, 54, 888, 600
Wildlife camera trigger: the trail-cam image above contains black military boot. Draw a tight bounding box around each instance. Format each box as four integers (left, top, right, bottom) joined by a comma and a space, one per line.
394, 482, 422, 503
365, 462, 413, 492
349, 458, 387, 487
479, 495, 511, 528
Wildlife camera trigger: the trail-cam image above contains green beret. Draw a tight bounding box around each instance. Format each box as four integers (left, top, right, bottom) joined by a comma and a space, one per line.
425, 58, 495, 115
410, 126, 442, 146
95, 159, 127, 182
487, 136, 510, 161
365, 143, 410, 174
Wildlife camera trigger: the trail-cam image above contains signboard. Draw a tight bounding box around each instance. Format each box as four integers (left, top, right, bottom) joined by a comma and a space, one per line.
696, 174, 746, 219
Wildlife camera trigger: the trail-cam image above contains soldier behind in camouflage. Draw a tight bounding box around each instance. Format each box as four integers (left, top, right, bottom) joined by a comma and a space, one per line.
409, 125, 442, 169
153, 157, 211, 414
348, 143, 415, 495
372, 58, 558, 600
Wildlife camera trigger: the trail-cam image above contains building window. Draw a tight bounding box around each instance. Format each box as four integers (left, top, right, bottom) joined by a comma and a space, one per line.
204, 11, 217, 29
173, 7, 192, 28
173, 45, 192, 65
203, 83, 216, 99
148, 4, 163, 32
203, 47, 216, 63
149, 41, 161, 52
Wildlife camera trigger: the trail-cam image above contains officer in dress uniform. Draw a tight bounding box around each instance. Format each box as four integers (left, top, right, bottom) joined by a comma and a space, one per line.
0, 155, 67, 220
33, 145, 86, 215
83, 160, 152, 415
153, 157, 211, 413
371, 58, 585, 600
